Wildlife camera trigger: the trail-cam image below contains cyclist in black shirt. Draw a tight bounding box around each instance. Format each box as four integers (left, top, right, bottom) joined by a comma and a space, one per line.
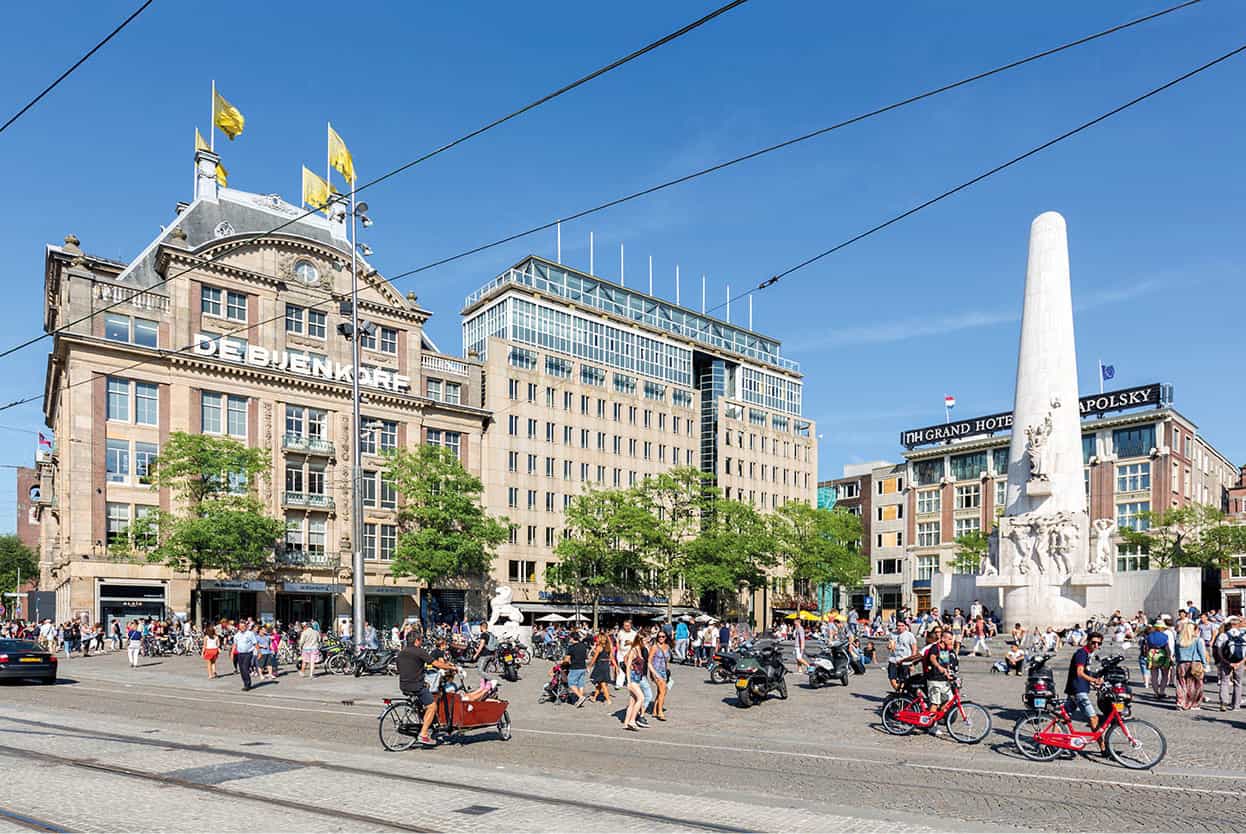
396, 633, 454, 746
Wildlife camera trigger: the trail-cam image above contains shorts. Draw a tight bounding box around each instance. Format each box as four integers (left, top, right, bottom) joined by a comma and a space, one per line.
1068, 691, 1098, 722
567, 668, 587, 689
887, 662, 909, 682
203, 648, 220, 662
403, 688, 435, 708
629, 670, 645, 684
301, 649, 321, 664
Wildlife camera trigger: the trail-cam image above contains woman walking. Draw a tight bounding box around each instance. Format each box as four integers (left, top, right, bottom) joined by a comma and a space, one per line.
649, 630, 671, 721
298, 621, 322, 678
125, 620, 143, 668
255, 625, 276, 681
1174, 620, 1208, 710
621, 630, 647, 731
587, 631, 615, 705
202, 626, 220, 679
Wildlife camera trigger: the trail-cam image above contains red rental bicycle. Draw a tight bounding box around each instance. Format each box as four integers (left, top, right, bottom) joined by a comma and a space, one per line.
880, 674, 991, 743
1012, 681, 1166, 769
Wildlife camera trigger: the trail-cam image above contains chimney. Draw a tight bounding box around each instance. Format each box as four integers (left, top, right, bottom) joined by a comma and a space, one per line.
194, 147, 221, 203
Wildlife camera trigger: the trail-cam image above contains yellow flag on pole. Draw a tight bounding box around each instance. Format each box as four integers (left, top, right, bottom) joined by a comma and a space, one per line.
213, 89, 245, 140
215, 161, 228, 187
302, 166, 331, 213
327, 124, 355, 184
195, 127, 209, 152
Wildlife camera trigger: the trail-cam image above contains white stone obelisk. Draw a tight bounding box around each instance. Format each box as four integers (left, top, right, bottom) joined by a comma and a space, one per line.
986, 211, 1098, 627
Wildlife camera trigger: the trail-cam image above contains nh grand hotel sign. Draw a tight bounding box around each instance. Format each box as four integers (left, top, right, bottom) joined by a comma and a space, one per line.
900, 383, 1168, 448
193, 334, 412, 392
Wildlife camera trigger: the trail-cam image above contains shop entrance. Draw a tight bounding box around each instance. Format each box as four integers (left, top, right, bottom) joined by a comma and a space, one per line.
276, 593, 333, 628
365, 596, 402, 631
98, 582, 167, 636
199, 591, 257, 624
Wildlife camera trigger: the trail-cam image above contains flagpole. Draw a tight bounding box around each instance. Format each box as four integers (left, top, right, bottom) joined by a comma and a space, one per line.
348, 171, 365, 652
945, 399, 950, 424
1098, 359, 1103, 394
210, 80, 215, 153
326, 122, 332, 202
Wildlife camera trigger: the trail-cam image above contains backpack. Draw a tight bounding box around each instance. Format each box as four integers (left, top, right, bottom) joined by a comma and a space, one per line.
1225, 631, 1246, 664
1145, 630, 1168, 650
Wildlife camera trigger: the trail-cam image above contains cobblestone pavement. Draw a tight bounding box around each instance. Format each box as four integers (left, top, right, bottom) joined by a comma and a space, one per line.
3, 642, 1246, 831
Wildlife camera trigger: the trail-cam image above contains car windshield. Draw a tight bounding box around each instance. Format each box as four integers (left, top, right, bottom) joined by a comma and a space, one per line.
0, 639, 40, 652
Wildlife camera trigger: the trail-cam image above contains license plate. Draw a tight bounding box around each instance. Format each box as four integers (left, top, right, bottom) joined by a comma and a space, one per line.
1112, 701, 1124, 710
504, 655, 513, 662
736, 679, 749, 688
1033, 697, 1046, 707
19, 657, 42, 663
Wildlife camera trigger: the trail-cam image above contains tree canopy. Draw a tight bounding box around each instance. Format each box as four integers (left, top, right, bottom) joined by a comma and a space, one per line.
546, 487, 648, 627
775, 503, 867, 590
950, 530, 990, 574
1120, 504, 1246, 569
0, 535, 37, 602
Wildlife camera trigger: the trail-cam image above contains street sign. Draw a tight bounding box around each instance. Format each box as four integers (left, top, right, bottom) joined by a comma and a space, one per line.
863, 595, 874, 610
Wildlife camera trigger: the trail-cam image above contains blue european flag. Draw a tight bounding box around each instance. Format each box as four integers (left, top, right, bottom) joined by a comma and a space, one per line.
1101, 364, 1115, 381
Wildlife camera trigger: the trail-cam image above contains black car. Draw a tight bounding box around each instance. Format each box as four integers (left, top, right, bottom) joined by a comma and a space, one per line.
0, 639, 57, 683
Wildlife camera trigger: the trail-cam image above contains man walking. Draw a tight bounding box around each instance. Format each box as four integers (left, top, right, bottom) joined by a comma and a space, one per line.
674, 618, 689, 663
887, 620, 919, 691
234, 620, 258, 691
1214, 616, 1245, 711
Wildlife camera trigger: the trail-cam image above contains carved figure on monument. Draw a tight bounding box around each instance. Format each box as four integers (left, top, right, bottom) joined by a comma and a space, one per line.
1047, 512, 1078, 575
980, 534, 999, 577
1090, 518, 1117, 573
1007, 516, 1034, 575
1025, 413, 1054, 481
488, 586, 523, 643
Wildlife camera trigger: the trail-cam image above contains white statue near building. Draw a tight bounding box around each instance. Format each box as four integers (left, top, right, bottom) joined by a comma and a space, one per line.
488, 586, 523, 643
1025, 413, 1054, 482
1090, 518, 1117, 574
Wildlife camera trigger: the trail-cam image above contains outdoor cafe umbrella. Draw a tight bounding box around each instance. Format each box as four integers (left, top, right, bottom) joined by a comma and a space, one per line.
534, 613, 568, 623
786, 611, 822, 622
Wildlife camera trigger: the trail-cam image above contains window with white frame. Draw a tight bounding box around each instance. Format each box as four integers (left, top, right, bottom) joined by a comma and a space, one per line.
1116, 544, 1150, 572
135, 382, 158, 425
916, 554, 939, 581
875, 558, 901, 575
917, 521, 940, 547
1116, 462, 1151, 493
995, 480, 1006, 509
1116, 501, 1150, 531
916, 488, 940, 514
104, 314, 158, 348
106, 378, 130, 421
508, 560, 536, 583
202, 392, 246, 437
954, 516, 981, 538
105, 502, 130, 544
954, 484, 981, 510
135, 442, 158, 483
106, 439, 129, 483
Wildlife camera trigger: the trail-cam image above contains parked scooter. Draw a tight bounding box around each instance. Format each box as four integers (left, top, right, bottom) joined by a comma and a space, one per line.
707, 643, 746, 684
352, 647, 398, 677
734, 640, 788, 707
806, 639, 853, 687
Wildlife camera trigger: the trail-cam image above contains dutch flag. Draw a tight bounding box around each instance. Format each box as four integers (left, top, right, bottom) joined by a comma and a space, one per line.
944, 395, 956, 409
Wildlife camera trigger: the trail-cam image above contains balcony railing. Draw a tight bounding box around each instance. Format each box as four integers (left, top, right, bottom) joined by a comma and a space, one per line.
282, 434, 335, 456
422, 353, 469, 377
96, 282, 171, 313
276, 548, 337, 567
282, 491, 335, 510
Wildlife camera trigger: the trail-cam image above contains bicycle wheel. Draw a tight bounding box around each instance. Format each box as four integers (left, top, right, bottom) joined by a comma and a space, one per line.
497, 710, 512, 741
516, 647, 532, 666
881, 695, 916, 736
1013, 712, 1068, 761
1106, 718, 1166, 770
327, 653, 350, 675
378, 703, 419, 752
945, 700, 991, 744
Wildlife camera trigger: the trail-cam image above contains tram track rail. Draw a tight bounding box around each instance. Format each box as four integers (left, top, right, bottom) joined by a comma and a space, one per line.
0, 715, 747, 833
0, 806, 72, 834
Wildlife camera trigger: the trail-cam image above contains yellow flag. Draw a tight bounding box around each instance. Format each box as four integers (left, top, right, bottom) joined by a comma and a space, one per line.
302, 166, 331, 213
195, 127, 209, 152
327, 124, 355, 184
213, 89, 245, 140
215, 161, 228, 188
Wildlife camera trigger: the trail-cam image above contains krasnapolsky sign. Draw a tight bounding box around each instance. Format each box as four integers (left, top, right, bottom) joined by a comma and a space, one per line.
900, 383, 1166, 448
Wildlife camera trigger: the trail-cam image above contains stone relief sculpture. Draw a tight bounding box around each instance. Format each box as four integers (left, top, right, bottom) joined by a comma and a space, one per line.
1007, 519, 1034, 575
1046, 513, 1078, 575
488, 586, 524, 644
1025, 413, 1054, 481
1090, 518, 1117, 573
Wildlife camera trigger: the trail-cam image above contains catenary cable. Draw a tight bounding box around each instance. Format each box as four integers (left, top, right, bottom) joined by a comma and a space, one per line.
699, 40, 1246, 318
0, 0, 750, 361
384, 0, 1203, 282
0, 0, 154, 136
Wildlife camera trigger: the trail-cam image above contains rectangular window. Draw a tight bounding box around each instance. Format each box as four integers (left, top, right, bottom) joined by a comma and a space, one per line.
379, 327, 398, 354
135, 382, 158, 426
954, 516, 981, 537
508, 560, 536, 584
134, 441, 158, 483
105, 502, 130, 545
285, 304, 305, 335
104, 313, 130, 343
379, 525, 396, 561
916, 488, 940, 514
875, 558, 901, 575
954, 484, 981, 510
286, 518, 305, 555
308, 517, 326, 558
917, 521, 940, 547
949, 452, 987, 481
443, 431, 461, 459
377, 420, 397, 451
426, 379, 441, 401
107, 378, 130, 421
361, 523, 377, 560
307, 464, 326, 495
201, 392, 222, 434
995, 479, 1006, 509
527, 490, 537, 510
992, 447, 1009, 474
226, 291, 247, 322
1113, 425, 1156, 459
444, 382, 460, 405
914, 459, 944, 486
1116, 544, 1150, 572
507, 487, 519, 509
1082, 434, 1096, 464
1116, 501, 1150, 531
106, 439, 130, 483
307, 309, 326, 338
1116, 462, 1151, 493
226, 395, 247, 438
916, 554, 939, 581
362, 470, 378, 508
200, 286, 222, 317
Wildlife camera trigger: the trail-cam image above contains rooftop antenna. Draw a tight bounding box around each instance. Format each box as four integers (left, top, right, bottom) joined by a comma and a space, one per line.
589, 232, 594, 275
701, 274, 706, 314
726, 284, 731, 323
620, 243, 625, 287
675, 265, 681, 305
648, 256, 653, 295
556, 222, 561, 263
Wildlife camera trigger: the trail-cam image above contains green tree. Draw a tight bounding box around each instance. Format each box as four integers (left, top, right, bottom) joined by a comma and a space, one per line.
685, 499, 778, 616
776, 503, 867, 591
951, 530, 990, 574
0, 535, 37, 609
1120, 504, 1246, 569
127, 433, 284, 598
546, 487, 646, 628
385, 444, 508, 586
632, 467, 718, 622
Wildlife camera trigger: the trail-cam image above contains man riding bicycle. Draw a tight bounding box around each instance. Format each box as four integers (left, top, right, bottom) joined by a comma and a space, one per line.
1065, 631, 1105, 750
396, 632, 456, 747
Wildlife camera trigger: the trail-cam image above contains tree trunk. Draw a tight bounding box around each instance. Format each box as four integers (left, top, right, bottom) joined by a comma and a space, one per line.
666, 575, 674, 624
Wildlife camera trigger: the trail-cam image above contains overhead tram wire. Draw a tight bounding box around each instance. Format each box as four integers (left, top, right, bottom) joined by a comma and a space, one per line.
0, 0, 155, 136
384, 0, 1204, 283
701, 40, 1246, 319
0, 3, 1215, 412
0, 0, 751, 362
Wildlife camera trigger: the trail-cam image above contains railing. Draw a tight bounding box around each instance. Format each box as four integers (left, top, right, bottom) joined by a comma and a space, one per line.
97, 283, 171, 313
282, 491, 335, 510
421, 353, 469, 377
276, 548, 337, 567
282, 434, 335, 455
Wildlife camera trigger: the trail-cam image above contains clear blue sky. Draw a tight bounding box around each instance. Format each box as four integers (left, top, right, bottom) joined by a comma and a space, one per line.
1, 1, 1242, 530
